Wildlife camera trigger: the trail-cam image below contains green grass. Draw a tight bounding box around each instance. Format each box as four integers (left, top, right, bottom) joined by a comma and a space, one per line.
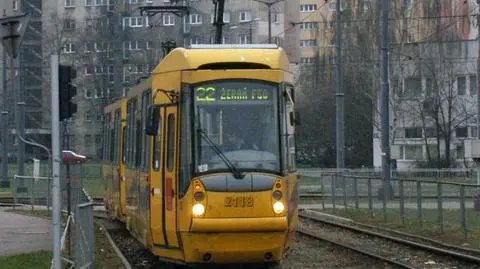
0, 163, 105, 198
0, 251, 52, 269
320, 207, 480, 249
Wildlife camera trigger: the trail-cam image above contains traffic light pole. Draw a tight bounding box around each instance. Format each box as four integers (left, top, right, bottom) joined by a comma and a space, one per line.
51, 54, 62, 269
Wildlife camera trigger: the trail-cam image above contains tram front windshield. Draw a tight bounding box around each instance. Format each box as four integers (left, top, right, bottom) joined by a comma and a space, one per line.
193, 79, 280, 174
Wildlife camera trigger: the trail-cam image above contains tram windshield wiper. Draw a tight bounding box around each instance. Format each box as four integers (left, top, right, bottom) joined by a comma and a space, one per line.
196, 128, 245, 180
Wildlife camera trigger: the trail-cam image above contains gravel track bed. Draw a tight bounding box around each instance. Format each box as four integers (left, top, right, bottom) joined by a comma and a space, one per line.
301, 217, 480, 269
282, 234, 400, 269
96, 217, 407, 269
319, 214, 480, 258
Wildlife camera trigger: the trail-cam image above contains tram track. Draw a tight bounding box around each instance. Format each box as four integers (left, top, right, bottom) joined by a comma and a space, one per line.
298, 210, 480, 269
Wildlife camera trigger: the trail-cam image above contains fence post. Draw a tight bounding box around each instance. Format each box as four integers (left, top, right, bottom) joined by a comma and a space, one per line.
417, 180, 423, 227
354, 177, 359, 209
399, 179, 404, 224
367, 178, 373, 217
437, 182, 443, 233
342, 172, 347, 208
459, 185, 467, 241
332, 174, 336, 211
13, 176, 17, 209
321, 174, 325, 210
30, 177, 34, 211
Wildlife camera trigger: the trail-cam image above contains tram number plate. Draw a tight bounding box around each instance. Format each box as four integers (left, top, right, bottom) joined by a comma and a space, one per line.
224, 196, 254, 208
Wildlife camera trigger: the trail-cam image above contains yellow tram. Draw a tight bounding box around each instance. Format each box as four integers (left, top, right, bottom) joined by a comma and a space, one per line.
102, 44, 300, 267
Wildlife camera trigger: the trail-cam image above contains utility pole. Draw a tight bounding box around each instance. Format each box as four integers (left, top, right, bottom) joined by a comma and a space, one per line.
253, 0, 284, 43
335, 0, 345, 172
477, 0, 480, 140
380, 0, 391, 201
213, 0, 225, 44
1, 38, 8, 188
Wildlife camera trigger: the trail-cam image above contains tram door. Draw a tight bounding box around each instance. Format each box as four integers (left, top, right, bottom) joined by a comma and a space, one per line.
149, 104, 179, 248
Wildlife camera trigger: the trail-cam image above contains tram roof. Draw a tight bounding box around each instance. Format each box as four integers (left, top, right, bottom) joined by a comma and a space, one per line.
152, 44, 291, 74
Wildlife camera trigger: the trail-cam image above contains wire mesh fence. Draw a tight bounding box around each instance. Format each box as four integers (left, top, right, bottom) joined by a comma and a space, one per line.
10, 161, 95, 269
300, 169, 480, 244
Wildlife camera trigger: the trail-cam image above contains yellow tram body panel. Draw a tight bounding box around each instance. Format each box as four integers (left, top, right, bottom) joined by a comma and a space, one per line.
103, 44, 299, 265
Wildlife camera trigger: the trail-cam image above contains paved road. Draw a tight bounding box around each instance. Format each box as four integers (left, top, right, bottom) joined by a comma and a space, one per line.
0, 208, 52, 257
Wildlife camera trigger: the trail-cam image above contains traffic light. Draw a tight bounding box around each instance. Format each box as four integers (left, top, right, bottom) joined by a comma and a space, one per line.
58, 65, 77, 121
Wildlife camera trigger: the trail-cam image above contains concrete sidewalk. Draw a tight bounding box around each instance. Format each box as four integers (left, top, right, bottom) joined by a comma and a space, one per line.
0, 208, 52, 257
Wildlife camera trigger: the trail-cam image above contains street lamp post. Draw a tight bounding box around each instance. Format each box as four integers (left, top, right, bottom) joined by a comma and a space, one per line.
252, 0, 284, 43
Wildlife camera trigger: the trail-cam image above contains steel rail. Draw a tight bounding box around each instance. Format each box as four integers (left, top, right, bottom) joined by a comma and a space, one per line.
299, 211, 480, 264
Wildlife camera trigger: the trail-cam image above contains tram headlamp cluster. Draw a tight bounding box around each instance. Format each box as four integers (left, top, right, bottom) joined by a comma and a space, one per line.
273, 201, 285, 214
192, 203, 205, 216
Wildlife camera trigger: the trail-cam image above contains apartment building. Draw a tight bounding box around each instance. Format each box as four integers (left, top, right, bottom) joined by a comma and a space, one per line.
0, 0, 49, 158
369, 0, 479, 169
0, 0, 299, 159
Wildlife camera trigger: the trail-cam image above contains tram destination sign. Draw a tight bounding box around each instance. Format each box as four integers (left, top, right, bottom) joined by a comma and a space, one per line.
194, 83, 273, 103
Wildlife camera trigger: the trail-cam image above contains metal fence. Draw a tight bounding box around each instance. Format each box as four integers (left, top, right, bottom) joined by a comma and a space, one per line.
9, 161, 95, 269
300, 169, 480, 241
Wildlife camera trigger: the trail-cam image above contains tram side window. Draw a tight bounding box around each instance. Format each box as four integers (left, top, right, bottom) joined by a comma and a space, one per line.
135, 119, 142, 167
284, 85, 296, 172
125, 103, 131, 166
166, 114, 175, 172
110, 126, 115, 162
152, 117, 162, 170
122, 127, 126, 164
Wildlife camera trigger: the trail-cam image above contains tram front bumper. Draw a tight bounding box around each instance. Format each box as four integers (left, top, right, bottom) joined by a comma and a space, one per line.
183, 217, 288, 263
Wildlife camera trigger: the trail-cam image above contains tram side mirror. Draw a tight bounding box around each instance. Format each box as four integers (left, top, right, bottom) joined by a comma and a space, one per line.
289, 111, 301, 126
146, 105, 160, 136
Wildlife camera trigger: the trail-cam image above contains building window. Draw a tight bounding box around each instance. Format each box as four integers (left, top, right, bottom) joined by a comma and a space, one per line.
405, 127, 422, 138
404, 145, 423, 160
328, 21, 335, 29
457, 76, 466, 95
456, 144, 464, 160
189, 14, 202, 25
64, 19, 76, 31
328, 2, 347, 11
300, 57, 315, 64
403, 77, 422, 98
65, 0, 74, 7
210, 12, 230, 24
238, 35, 249, 44
456, 127, 468, 138
299, 4, 317, 12
95, 135, 102, 146
300, 22, 318, 29
163, 14, 175, 26
300, 39, 316, 47
63, 43, 75, 53
424, 127, 436, 138
472, 126, 478, 138
13, 0, 18, 10
85, 0, 93, 6
239, 11, 251, 22
469, 75, 477, 96
85, 89, 93, 98
85, 134, 92, 146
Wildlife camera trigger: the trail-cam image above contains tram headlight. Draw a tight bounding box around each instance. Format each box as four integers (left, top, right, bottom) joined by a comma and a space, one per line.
273, 201, 285, 214
192, 203, 205, 216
